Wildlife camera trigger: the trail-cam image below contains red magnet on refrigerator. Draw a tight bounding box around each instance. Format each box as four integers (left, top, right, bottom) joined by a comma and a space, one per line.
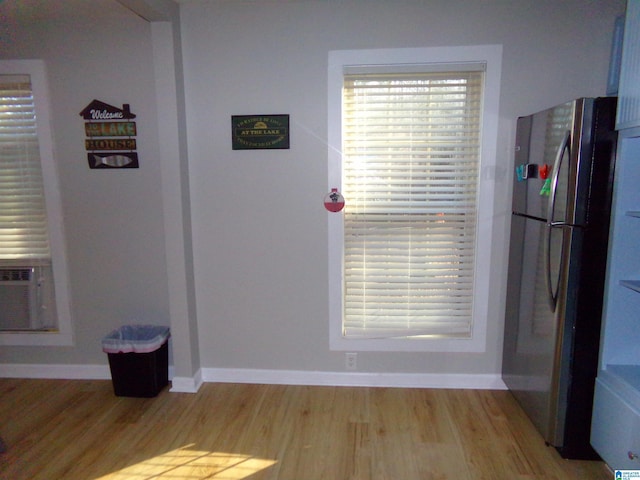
324, 188, 345, 212
539, 164, 550, 179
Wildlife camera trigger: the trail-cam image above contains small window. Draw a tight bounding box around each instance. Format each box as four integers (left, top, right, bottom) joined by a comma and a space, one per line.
0, 60, 73, 346
328, 46, 502, 352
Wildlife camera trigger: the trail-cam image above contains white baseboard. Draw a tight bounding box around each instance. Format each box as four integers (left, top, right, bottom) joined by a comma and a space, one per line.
0, 364, 176, 383
0, 363, 112, 380
170, 369, 203, 393
202, 368, 507, 390
0, 364, 507, 390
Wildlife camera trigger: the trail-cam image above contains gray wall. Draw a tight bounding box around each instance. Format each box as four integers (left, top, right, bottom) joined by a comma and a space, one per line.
0, 0, 626, 381
182, 0, 625, 377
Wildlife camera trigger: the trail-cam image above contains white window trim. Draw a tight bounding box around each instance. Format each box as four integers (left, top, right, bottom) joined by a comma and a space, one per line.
328, 45, 502, 352
0, 59, 74, 346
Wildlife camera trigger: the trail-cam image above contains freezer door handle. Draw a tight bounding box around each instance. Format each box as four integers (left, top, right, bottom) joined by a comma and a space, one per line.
545, 130, 571, 311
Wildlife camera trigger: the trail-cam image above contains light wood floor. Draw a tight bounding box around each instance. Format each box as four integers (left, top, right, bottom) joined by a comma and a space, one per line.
0, 379, 611, 479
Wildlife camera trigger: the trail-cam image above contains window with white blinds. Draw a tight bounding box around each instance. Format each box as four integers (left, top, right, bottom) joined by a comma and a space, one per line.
328, 45, 502, 352
0, 60, 73, 345
341, 68, 483, 340
0, 74, 52, 261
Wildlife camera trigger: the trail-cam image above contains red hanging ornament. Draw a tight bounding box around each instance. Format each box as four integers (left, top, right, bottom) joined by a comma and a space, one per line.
324, 188, 345, 212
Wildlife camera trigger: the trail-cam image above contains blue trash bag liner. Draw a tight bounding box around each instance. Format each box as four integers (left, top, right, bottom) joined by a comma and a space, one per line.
102, 325, 170, 354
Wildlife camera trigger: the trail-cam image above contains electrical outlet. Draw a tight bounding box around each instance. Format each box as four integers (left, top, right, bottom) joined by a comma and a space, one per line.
345, 352, 357, 371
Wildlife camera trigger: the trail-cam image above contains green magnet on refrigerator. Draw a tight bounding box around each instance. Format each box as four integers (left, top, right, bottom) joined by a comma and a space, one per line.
540, 178, 551, 196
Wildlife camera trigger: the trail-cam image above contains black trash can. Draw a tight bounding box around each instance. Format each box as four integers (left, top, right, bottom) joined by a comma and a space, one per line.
102, 325, 170, 398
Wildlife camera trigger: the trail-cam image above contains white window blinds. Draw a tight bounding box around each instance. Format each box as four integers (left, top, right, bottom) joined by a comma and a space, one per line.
341, 67, 484, 339
0, 74, 51, 261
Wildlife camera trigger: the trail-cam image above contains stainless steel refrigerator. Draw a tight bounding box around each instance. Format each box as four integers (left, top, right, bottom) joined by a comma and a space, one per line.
502, 97, 617, 459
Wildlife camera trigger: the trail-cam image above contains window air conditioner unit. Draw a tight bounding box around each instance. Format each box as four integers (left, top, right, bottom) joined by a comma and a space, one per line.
0, 267, 42, 330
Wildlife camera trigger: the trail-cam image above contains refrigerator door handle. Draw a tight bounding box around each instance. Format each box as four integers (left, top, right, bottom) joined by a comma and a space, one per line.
548, 220, 584, 229
545, 130, 571, 311
545, 224, 558, 311
547, 129, 571, 225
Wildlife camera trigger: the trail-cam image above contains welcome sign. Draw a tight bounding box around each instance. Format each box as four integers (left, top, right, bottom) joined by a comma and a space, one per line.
80, 99, 139, 169
232, 115, 290, 150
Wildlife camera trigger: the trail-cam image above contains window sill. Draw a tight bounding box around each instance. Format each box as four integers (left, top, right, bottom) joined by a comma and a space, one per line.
329, 332, 487, 353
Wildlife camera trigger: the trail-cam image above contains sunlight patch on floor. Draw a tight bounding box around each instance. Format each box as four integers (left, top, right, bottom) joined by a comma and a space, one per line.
95, 445, 277, 480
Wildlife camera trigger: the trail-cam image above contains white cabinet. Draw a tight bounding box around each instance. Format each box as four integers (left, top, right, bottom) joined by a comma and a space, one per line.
592, 374, 640, 469
617, 0, 640, 129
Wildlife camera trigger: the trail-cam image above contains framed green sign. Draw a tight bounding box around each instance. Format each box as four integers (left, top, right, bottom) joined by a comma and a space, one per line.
232, 114, 290, 150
